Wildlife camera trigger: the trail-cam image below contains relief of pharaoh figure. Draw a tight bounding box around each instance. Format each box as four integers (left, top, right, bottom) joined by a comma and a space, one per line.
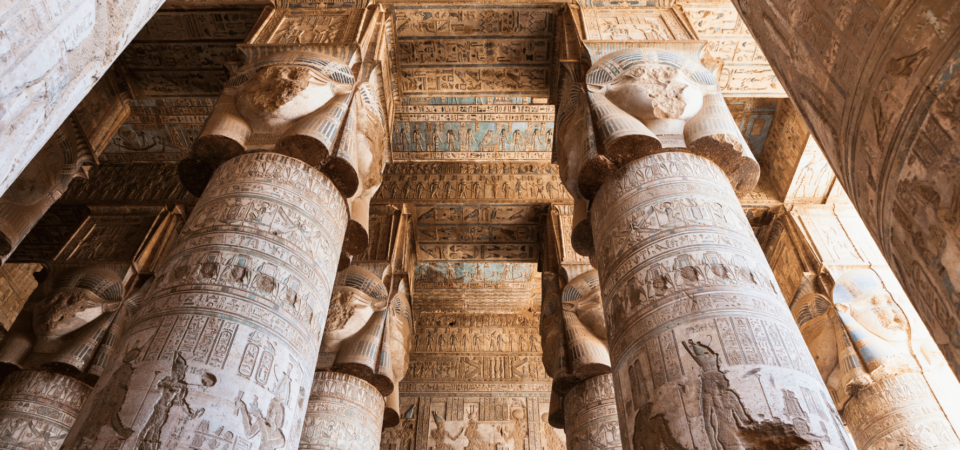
793, 269, 960, 448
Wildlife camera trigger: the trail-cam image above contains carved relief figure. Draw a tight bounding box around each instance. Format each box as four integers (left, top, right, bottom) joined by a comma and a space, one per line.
136, 353, 205, 450
682, 340, 753, 450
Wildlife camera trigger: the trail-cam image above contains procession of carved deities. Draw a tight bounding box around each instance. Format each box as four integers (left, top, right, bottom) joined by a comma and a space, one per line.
1, 1, 960, 450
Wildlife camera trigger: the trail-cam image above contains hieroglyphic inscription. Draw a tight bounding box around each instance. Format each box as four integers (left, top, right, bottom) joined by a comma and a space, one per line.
394, 6, 554, 96
581, 8, 691, 41
301, 371, 385, 449
379, 171, 567, 202
563, 375, 621, 450
681, 4, 785, 96
0, 371, 91, 450
61, 153, 348, 450
591, 153, 845, 449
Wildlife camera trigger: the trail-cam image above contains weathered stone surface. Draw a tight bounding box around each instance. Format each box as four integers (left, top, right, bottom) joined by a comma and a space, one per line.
730, 0, 960, 374
0, 370, 91, 449
0, 263, 40, 331
0, 0, 164, 197
0, 119, 94, 265
590, 153, 850, 449
563, 374, 621, 450
794, 276, 960, 449
60, 152, 348, 450
300, 371, 385, 449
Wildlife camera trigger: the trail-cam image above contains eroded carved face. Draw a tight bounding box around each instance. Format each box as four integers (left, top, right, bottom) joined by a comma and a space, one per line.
564, 289, 607, 342
33, 288, 117, 338
601, 65, 703, 136
846, 292, 909, 342
236, 65, 340, 132
319, 288, 382, 353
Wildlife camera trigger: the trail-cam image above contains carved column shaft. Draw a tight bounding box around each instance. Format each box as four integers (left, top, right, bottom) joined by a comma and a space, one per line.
61, 152, 348, 450
591, 152, 849, 449
563, 374, 621, 450
0, 370, 91, 449
300, 371, 385, 449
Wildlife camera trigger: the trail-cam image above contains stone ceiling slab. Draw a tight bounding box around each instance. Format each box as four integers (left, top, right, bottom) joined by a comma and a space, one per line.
393, 5, 557, 97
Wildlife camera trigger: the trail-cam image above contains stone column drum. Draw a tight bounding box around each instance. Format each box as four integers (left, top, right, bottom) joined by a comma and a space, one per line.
563, 374, 621, 450
793, 269, 960, 449
590, 153, 850, 449
299, 371, 385, 449
0, 370, 91, 449
61, 152, 348, 450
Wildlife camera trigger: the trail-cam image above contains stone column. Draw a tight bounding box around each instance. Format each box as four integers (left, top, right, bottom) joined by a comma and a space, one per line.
729, 0, 960, 373
793, 270, 960, 448
0, 370, 91, 448
300, 371, 385, 449
303, 265, 412, 449
563, 374, 619, 450
592, 153, 847, 449
60, 153, 348, 450
554, 45, 852, 449
0, 265, 149, 450
59, 7, 389, 449
540, 265, 622, 450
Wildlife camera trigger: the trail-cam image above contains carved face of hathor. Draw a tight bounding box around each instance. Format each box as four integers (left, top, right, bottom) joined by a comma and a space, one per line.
599, 64, 703, 136
33, 288, 117, 338
236, 65, 343, 133
842, 291, 909, 342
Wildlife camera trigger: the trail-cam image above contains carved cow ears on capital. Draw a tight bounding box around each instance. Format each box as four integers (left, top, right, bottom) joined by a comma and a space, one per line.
0, 268, 143, 385
317, 265, 412, 404
177, 51, 387, 207
554, 49, 760, 258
